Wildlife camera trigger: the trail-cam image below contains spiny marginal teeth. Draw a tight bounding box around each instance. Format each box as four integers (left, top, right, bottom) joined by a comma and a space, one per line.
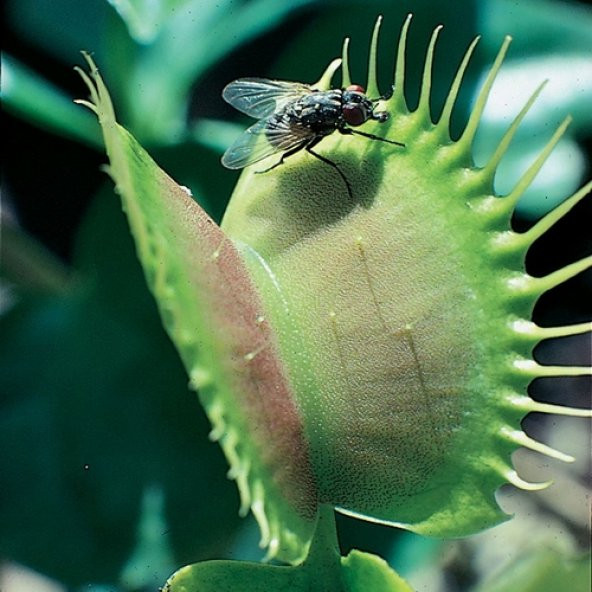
208, 425, 224, 441
481, 79, 548, 182
263, 537, 280, 562
391, 13, 413, 109
510, 320, 592, 339
207, 399, 224, 420
531, 255, 592, 294
341, 37, 351, 88
189, 366, 211, 389
313, 58, 341, 91
502, 116, 572, 213
417, 24, 443, 121
251, 497, 271, 548
236, 466, 250, 514
238, 492, 250, 517
517, 179, 592, 247
74, 63, 99, 104
238, 503, 249, 518
507, 395, 592, 418
73, 98, 98, 114
499, 426, 575, 463
366, 15, 383, 98
505, 469, 552, 491
436, 35, 480, 138
488, 459, 552, 490
458, 35, 512, 151
539, 322, 592, 338
513, 358, 592, 377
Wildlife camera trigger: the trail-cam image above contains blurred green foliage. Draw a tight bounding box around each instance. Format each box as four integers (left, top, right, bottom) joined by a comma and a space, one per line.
473, 549, 591, 592
1, 191, 241, 588
1, 0, 590, 590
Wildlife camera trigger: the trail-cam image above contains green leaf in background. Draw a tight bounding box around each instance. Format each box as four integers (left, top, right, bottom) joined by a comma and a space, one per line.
163, 549, 415, 592
4, 0, 318, 145
1, 55, 102, 147
124, 0, 317, 141
472, 548, 591, 592
0, 187, 241, 588
0, 222, 72, 295
341, 550, 414, 592
164, 558, 308, 592
106, 0, 194, 43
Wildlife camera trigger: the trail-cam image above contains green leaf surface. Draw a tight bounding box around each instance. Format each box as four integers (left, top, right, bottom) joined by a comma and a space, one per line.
165, 552, 414, 592
165, 559, 308, 592
341, 550, 415, 592
1, 55, 101, 147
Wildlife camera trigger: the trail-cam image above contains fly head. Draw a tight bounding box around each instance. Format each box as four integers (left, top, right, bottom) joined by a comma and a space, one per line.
341, 85, 389, 127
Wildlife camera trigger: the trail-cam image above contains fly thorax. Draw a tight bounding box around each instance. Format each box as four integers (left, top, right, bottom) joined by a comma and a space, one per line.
287, 91, 342, 134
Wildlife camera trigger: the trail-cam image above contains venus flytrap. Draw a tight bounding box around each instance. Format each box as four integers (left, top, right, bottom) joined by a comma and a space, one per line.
76, 14, 591, 591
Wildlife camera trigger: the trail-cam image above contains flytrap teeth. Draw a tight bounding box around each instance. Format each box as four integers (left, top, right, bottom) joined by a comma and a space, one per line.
366, 15, 383, 99
499, 426, 575, 463
481, 80, 548, 181
505, 395, 592, 418
505, 469, 552, 491
513, 358, 592, 378
518, 180, 592, 246
510, 319, 592, 339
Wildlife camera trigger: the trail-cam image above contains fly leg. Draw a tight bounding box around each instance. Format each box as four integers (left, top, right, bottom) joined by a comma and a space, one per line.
255, 142, 308, 174
305, 138, 353, 200
256, 137, 354, 200
339, 127, 405, 147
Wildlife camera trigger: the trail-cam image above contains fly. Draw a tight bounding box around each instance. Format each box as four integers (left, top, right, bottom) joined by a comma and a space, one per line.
221, 78, 404, 199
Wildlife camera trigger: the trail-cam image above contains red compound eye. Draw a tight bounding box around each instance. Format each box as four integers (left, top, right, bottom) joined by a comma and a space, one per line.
342, 104, 367, 126
345, 84, 365, 93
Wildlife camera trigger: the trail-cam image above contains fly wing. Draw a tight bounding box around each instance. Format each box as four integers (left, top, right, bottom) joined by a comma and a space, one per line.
221, 117, 312, 170
222, 78, 313, 119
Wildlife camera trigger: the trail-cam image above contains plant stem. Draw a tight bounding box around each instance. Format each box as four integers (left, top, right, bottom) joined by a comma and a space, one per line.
303, 505, 344, 591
